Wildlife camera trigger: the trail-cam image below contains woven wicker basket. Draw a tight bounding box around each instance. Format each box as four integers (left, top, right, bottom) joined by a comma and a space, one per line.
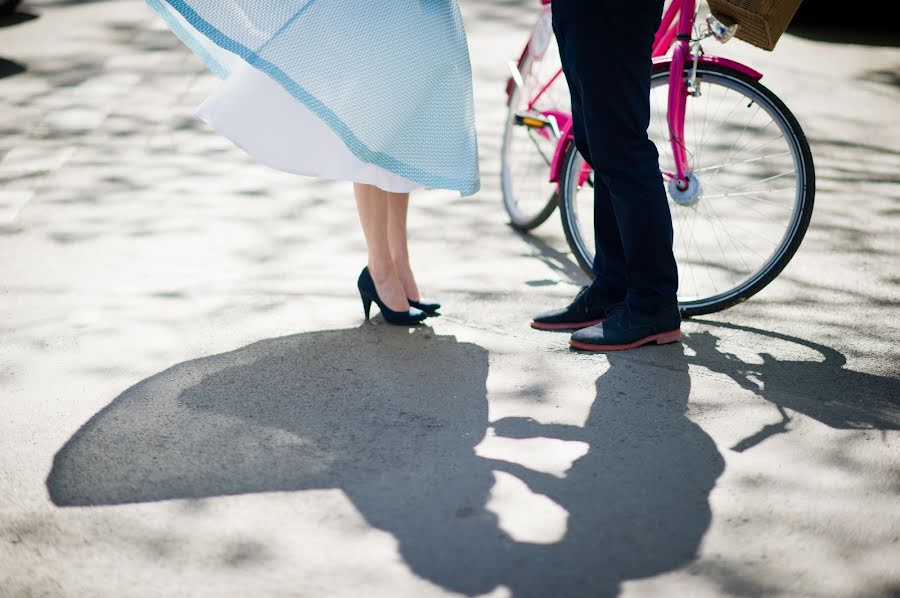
707, 0, 803, 50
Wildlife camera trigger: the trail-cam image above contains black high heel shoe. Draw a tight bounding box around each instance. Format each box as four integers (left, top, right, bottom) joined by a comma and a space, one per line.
358, 267, 428, 325
408, 298, 441, 315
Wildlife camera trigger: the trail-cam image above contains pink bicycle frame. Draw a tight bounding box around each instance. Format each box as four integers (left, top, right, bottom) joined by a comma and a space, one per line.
507, 0, 763, 189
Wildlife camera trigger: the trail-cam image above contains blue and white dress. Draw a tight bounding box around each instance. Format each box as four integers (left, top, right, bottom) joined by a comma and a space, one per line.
146, 0, 480, 196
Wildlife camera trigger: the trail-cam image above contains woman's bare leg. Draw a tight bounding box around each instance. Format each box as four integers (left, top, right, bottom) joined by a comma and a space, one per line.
385, 191, 422, 302
354, 183, 410, 311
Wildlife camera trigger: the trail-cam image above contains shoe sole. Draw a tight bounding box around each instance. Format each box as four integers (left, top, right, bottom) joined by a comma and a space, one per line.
531, 318, 605, 331
569, 328, 681, 352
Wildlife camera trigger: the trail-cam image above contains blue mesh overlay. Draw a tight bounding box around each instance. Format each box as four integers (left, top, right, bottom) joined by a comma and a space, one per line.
146, 0, 480, 195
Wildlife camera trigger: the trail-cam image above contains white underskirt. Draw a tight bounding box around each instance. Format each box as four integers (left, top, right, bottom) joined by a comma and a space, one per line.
196, 64, 422, 193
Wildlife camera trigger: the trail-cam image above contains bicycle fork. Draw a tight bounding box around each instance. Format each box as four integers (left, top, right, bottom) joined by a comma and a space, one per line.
666, 5, 740, 203
668, 2, 696, 193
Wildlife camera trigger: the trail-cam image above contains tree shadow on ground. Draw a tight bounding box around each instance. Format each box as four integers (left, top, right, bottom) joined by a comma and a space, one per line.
513, 228, 591, 285
48, 325, 724, 597
0, 11, 37, 28
0, 57, 26, 79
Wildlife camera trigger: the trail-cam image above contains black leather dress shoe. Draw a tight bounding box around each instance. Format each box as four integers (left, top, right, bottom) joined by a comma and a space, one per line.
531, 285, 623, 331
569, 302, 681, 351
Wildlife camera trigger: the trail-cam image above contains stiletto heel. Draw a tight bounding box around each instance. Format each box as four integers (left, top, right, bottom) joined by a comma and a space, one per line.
357, 267, 428, 325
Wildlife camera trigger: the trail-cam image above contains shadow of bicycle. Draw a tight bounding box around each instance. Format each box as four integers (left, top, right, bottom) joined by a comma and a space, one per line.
682, 320, 900, 452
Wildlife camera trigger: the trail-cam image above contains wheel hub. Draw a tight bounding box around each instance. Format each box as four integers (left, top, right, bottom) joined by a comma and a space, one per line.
668, 173, 702, 207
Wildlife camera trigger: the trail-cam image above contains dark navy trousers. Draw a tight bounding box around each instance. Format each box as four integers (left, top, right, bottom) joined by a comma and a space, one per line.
552, 0, 678, 311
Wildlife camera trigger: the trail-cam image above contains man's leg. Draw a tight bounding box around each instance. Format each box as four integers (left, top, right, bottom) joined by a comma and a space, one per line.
531, 2, 627, 331
576, 0, 676, 309
591, 179, 628, 293
553, 2, 628, 295
560, 0, 680, 350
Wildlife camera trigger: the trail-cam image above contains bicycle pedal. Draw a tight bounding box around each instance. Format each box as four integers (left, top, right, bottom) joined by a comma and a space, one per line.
515, 113, 551, 130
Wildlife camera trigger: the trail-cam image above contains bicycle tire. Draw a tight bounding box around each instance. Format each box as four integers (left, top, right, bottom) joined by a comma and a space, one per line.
501, 51, 561, 232
559, 63, 816, 317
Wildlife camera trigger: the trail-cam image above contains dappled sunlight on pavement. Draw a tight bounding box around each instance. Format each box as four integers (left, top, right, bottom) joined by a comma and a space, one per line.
1, 1, 898, 597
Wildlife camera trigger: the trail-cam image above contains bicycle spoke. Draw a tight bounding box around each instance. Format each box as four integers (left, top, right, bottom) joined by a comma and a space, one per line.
706, 101, 765, 190
687, 203, 721, 295
677, 205, 700, 298
727, 169, 797, 191
711, 208, 781, 247
708, 112, 780, 192
691, 84, 703, 170
700, 203, 770, 261
693, 149, 791, 174
694, 78, 731, 169
700, 199, 737, 290
702, 191, 755, 275
703, 182, 796, 201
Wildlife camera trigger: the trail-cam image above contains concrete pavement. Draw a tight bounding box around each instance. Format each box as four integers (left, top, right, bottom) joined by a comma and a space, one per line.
1, 1, 899, 597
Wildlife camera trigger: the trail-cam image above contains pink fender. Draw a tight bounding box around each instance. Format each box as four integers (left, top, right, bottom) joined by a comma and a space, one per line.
547, 115, 592, 186
652, 55, 763, 80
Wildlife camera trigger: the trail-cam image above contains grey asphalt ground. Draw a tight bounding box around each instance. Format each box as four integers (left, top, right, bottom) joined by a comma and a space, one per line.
1, 1, 899, 597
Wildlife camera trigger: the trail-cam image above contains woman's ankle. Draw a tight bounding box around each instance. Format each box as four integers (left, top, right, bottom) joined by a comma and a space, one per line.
367, 260, 411, 310
368, 258, 396, 282
392, 260, 420, 301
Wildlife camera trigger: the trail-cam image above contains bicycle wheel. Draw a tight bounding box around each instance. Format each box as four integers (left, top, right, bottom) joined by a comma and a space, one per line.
559, 63, 815, 316
500, 16, 570, 231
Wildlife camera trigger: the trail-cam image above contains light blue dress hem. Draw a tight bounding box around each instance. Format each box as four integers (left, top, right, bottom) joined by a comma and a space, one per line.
145, 0, 481, 196
146, 0, 231, 78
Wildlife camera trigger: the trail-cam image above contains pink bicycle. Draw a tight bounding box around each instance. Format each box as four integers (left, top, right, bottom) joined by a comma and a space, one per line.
501, 0, 815, 316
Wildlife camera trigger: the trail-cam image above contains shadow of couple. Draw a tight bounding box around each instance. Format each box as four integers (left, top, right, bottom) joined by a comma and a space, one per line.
46, 323, 899, 596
